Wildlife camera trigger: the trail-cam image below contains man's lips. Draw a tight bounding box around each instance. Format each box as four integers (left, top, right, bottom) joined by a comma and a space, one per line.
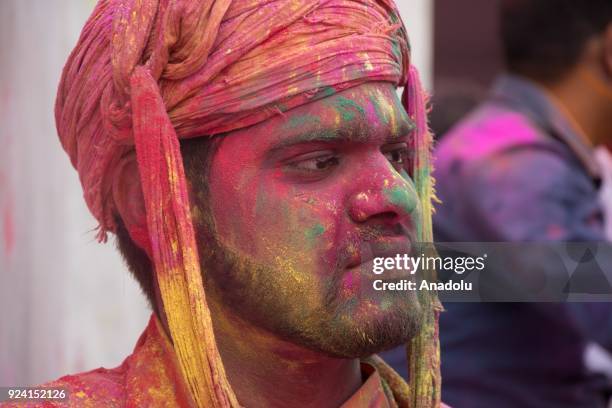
344, 237, 413, 270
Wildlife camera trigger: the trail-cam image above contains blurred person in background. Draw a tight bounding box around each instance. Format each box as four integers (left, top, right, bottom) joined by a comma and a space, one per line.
431, 0, 612, 407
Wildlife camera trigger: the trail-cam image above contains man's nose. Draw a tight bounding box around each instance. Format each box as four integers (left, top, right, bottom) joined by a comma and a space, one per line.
347, 156, 421, 225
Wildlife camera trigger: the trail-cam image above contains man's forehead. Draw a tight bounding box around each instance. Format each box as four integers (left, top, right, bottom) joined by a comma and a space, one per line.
272, 83, 415, 147
212, 82, 416, 159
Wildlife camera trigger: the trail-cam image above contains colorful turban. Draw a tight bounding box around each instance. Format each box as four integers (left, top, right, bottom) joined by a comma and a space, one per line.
55, 0, 441, 407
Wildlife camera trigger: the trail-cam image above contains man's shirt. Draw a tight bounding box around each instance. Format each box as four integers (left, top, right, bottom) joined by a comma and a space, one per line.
2, 314, 422, 407
433, 74, 611, 408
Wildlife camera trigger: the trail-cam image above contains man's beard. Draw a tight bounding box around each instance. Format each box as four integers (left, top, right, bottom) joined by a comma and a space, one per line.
195, 224, 423, 358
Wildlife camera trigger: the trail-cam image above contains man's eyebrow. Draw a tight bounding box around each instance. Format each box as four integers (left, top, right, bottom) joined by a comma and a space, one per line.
270, 116, 416, 151
271, 128, 346, 151
393, 116, 417, 140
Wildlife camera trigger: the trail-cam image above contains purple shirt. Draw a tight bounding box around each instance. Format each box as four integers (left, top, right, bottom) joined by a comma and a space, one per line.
436, 75, 609, 408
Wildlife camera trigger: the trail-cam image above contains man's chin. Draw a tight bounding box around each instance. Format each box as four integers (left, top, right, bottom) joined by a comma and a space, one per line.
294, 298, 423, 359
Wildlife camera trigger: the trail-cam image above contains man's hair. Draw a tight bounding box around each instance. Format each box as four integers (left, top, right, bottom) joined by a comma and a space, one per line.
500, 0, 612, 81
115, 136, 223, 309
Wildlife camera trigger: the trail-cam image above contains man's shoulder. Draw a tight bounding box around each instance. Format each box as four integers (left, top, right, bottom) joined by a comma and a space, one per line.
433, 101, 583, 191
0, 315, 192, 407
50, 365, 127, 406
435, 102, 561, 172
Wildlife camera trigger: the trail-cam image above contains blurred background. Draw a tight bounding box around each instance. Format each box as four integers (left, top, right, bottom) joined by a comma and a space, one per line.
0, 1, 152, 387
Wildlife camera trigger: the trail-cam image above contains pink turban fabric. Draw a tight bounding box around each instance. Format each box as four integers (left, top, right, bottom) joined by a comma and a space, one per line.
55, 0, 441, 406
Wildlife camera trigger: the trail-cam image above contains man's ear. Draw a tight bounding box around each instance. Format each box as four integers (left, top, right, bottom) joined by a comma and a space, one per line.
112, 153, 151, 254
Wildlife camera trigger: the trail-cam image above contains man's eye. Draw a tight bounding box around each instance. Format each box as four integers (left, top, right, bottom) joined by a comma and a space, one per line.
292, 155, 340, 171
383, 145, 409, 171
282, 152, 340, 181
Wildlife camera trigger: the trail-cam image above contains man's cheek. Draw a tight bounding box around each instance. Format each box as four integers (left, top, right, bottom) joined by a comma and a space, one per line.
211, 175, 276, 255
251, 191, 339, 281
290, 195, 343, 269
211, 198, 258, 255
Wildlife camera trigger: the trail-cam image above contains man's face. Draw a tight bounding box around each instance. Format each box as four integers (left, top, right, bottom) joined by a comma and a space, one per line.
191, 82, 423, 358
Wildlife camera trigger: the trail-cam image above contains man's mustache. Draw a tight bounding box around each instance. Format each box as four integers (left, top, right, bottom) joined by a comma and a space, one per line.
334, 223, 415, 271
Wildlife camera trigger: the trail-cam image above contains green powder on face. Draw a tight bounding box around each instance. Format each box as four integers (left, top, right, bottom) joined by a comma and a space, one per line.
370, 95, 390, 125
286, 114, 321, 129
336, 96, 365, 121
380, 298, 394, 311
305, 223, 325, 241
385, 186, 417, 213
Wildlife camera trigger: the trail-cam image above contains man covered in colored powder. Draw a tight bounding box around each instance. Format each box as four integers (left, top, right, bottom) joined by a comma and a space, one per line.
1, 0, 446, 407
413, 1, 611, 407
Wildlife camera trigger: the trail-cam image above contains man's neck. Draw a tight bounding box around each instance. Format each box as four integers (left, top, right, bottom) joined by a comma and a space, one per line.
541, 68, 612, 147
208, 301, 363, 408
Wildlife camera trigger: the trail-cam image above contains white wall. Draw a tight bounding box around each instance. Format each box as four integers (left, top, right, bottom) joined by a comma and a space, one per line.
0, 0, 433, 387
396, 0, 434, 89
0, 0, 150, 387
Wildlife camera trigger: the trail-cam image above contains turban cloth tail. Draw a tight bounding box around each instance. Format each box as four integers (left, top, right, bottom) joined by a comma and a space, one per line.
130, 66, 237, 407
403, 66, 443, 408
